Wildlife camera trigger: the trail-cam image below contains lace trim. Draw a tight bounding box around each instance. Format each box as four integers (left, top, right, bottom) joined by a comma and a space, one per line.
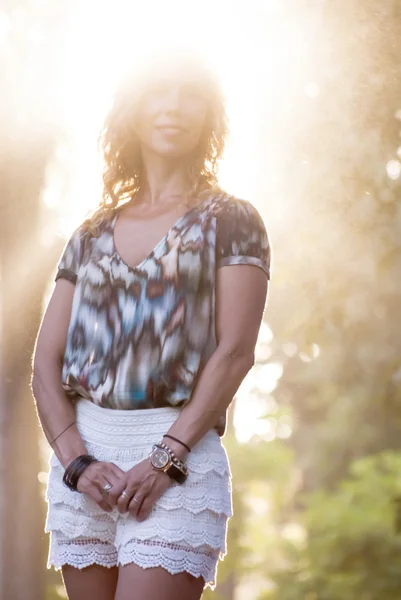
46, 504, 229, 552
48, 534, 220, 590
118, 538, 219, 589
117, 510, 228, 552
46, 469, 233, 517
48, 534, 117, 570
45, 504, 116, 543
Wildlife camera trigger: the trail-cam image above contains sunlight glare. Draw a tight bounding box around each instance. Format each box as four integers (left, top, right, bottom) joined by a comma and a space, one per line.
44, 0, 310, 235
41, 0, 309, 440
0, 12, 11, 39
386, 159, 401, 180
234, 392, 276, 444
253, 363, 283, 394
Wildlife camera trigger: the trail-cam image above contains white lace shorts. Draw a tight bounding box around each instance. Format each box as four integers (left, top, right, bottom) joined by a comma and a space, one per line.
45, 399, 233, 590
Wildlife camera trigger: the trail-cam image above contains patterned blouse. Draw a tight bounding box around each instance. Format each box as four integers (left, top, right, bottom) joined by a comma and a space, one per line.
56, 191, 272, 436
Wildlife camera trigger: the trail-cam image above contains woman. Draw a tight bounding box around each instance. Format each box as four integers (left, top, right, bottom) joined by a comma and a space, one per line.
32, 50, 271, 600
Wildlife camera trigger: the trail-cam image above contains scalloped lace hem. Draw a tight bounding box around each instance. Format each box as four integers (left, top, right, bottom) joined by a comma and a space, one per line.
48, 535, 117, 570
118, 538, 219, 589
48, 535, 220, 590
46, 470, 233, 517
46, 511, 229, 553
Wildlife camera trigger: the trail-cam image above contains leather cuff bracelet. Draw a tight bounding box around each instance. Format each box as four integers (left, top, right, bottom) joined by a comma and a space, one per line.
62, 454, 98, 492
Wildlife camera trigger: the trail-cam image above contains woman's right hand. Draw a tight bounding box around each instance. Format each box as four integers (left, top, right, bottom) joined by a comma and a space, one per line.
76, 461, 128, 512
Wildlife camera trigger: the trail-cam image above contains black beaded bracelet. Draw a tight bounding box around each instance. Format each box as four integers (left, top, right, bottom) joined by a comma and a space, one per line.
62, 454, 98, 492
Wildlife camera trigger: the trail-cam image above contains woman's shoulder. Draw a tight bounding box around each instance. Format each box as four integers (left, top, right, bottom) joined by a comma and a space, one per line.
209, 192, 267, 232
74, 207, 116, 240
208, 190, 260, 214
211, 192, 272, 277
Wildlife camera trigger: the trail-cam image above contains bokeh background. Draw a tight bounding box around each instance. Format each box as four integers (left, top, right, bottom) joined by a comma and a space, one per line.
1, 1, 401, 599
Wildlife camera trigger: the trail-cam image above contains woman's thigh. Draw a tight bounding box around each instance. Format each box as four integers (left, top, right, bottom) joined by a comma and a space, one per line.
62, 564, 119, 600
115, 564, 204, 600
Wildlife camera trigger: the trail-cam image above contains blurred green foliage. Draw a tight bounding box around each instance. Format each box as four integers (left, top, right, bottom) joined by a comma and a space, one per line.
260, 453, 401, 600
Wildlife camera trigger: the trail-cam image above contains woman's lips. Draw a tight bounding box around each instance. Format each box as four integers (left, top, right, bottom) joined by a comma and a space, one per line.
157, 126, 186, 135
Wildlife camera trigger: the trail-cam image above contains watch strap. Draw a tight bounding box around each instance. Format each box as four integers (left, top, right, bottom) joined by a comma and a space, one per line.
165, 461, 187, 484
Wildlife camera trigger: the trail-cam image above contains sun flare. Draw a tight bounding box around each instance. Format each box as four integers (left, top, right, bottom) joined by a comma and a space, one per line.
40, 0, 309, 441
41, 0, 309, 236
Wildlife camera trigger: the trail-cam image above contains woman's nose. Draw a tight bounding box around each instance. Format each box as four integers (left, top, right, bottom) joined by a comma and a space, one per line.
163, 88, 184, 113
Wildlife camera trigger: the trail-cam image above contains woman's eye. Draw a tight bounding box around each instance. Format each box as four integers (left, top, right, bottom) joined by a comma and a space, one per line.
142, 81, 205, 103
146, 83, 170, 96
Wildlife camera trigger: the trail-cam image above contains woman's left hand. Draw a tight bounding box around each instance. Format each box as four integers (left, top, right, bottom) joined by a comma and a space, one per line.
115, 458, 173, 521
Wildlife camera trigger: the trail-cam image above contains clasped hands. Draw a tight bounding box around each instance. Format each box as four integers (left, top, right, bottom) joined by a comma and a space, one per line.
76, 457, 172, 522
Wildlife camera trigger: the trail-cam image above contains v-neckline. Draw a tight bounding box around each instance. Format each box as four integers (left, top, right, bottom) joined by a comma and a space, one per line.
111, 196, 209, 273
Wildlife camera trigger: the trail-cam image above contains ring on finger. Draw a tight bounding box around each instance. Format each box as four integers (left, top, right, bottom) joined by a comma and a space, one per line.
103, 482, 113, 493
131, 497, 141, 505
120, 490, 129, 500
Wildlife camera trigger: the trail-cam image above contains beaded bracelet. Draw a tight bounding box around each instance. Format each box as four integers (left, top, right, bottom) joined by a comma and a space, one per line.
62, 454, 98, 492
157, 442, 188, 475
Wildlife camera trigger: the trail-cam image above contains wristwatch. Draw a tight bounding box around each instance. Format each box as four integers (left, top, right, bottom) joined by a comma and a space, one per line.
149, 444, 188, 484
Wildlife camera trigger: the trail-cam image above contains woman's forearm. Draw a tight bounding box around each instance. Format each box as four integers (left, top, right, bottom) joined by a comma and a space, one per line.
31, 361, 87, 468
164, 346, 254, 459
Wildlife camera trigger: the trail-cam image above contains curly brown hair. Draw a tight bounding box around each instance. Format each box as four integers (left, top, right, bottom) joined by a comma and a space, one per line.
82, 52, 228, 236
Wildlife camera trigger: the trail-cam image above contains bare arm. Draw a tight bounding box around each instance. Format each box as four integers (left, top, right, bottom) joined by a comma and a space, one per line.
31, 278, 87, 468
163, 263, 269, 460
32, 278, 127, 511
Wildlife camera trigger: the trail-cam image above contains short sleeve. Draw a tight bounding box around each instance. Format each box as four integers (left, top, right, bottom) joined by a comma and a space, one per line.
55, 226, 85, 285
216, 198, 271, 279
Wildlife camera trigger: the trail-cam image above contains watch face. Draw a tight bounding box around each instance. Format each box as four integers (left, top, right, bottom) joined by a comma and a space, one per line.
151, 448, 169, 469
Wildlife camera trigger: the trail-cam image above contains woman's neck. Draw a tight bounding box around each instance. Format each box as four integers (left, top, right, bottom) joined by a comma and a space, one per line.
139, 148, 193, 206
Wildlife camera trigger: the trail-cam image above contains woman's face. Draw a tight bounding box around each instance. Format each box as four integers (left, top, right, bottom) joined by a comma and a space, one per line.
133, 65, 210, 161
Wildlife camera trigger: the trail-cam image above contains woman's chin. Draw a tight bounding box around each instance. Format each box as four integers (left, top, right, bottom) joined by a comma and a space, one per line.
152, 143, 193, 160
